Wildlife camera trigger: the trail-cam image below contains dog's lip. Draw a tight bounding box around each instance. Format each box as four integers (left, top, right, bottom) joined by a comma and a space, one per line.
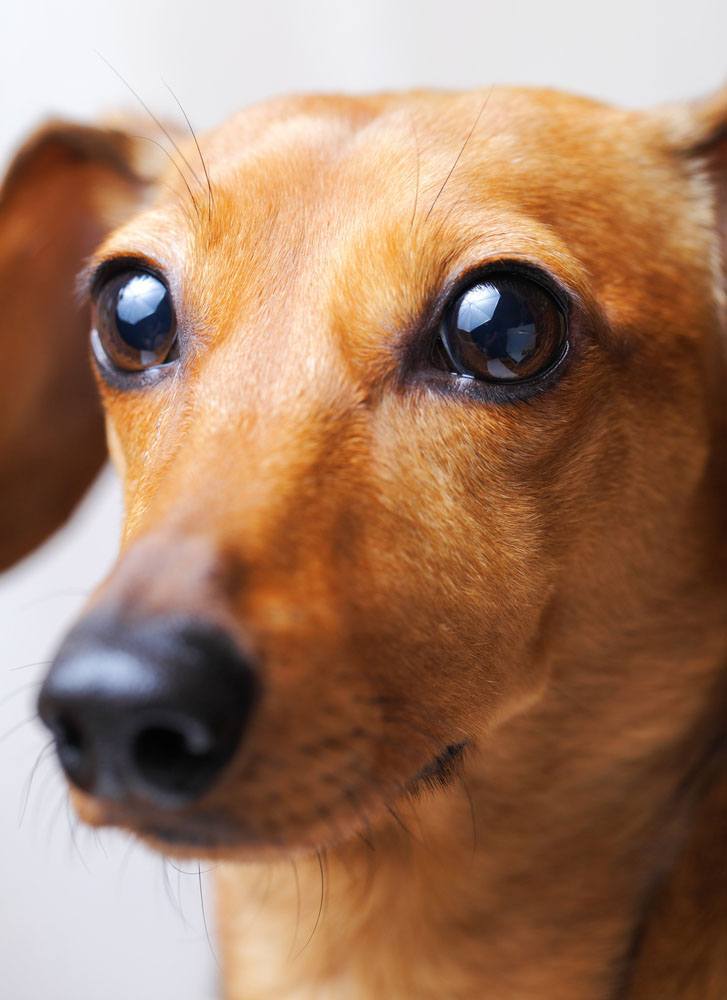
407, 740, 469, 790
126, 810, 244, 855
75, 791, 238, 849
79, 740, 471, 855
140, 819, 235, 848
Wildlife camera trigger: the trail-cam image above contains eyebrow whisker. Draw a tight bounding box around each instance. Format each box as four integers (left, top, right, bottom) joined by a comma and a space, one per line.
424, 88, 493, 225
94, 51, 202, 223
162, 79, 215, 221
409, 112, 421, 234
129, 134, 201, 228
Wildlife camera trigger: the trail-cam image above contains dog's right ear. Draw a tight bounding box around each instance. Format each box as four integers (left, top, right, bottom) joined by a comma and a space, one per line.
679, 87, 727, 292
0, 122, 160, 571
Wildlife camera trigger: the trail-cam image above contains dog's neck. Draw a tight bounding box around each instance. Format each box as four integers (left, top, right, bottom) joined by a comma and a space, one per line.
216, 599, 727, 1000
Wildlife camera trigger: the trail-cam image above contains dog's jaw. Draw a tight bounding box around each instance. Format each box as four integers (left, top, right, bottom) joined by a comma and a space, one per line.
216, 632, 727, 1000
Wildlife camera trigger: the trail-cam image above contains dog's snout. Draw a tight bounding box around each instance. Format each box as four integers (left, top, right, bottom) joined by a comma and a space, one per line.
38, 617, 259, 807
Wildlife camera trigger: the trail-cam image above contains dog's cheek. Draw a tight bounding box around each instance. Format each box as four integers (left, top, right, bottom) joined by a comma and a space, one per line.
353, 398, 556, 734
105, 415, 127, 481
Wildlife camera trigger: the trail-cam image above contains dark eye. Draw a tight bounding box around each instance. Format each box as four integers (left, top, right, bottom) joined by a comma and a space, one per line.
92, 270, 178, 372
438, 273, 567, 383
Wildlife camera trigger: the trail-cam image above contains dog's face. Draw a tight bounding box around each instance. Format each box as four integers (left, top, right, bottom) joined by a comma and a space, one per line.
6, 87, 724, 855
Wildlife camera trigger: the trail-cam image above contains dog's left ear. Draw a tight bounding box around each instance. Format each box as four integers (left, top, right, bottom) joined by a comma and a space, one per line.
0, 122, 158, 571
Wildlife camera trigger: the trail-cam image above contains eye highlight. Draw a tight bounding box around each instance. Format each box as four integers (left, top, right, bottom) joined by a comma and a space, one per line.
92, 269, 178, 373
437, 273, 567, 385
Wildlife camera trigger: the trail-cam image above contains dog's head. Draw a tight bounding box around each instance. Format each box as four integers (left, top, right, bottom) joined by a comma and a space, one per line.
3, 87, 725, 856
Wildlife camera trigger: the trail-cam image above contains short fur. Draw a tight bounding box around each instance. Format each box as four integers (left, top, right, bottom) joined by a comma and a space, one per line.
2, 86, 727, 999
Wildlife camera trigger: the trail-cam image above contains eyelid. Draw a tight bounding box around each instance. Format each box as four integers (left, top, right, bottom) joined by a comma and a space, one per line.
78, 255, 168, 303
437, 262, 572, 325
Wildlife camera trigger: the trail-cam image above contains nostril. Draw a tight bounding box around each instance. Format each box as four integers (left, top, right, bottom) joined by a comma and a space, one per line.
132, 721, 221, 798
58, 712, 83, 749
50, 714, 90, 786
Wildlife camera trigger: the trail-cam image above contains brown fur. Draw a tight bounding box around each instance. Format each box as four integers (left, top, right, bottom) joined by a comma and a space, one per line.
2, 86, 727, 998
0, 122, 163, 569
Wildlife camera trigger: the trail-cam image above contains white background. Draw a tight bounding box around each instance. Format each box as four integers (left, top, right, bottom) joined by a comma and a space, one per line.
1, 1, 725, 998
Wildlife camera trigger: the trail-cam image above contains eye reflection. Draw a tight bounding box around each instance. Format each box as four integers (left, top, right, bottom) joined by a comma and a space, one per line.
93, 269, 178, 373
115, 274, 174, 364
439, 274, 566, 384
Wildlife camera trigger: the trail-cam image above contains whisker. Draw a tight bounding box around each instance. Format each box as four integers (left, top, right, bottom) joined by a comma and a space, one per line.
117, 837, 138, 884
162, 79, 215, 219
10, 659, 52, 673
66, 800, 92, 873
409, 112, 421, 233
356, 817, 378, 897
128, 134, 200, 229
343, 787, 376, 854
0, 679, 42, 708
18, 738, 55, 826
363, 813, 377, 849
16, 589, 89, 614
45, 786, 69, 847
386, 797, 428, 852
424, 88, 492, 224
161, 860, 178, 917
357, 828, 375, 851
198, 862, 219, 968
0, 713, 39, 746
287, 858, 302, 960
176, 866, 184, 918
459, 773, 478, 856
94, 51, 202, 222
321, 847, 329, 917
294, 848, 326, 959
161, 859, 193, 928
168, 860, 217, 876
92, 828, 109, 860
385, 802, 416, 843
30, 759, 61, 827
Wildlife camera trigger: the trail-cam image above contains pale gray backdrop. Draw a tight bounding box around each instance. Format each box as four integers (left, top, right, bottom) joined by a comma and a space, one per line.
1, 1, 725, 998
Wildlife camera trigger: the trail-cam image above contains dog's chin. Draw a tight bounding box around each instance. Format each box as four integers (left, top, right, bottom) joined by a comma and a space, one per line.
71, 741, 470, 860
70, 791, 243, 859
135, 819, 245, 861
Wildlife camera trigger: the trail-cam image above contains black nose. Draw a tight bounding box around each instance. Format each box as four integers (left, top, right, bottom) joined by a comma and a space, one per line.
38, 616, 258, 807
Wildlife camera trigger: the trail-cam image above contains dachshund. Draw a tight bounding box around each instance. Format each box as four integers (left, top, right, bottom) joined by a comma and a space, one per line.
1, 84, 726, 998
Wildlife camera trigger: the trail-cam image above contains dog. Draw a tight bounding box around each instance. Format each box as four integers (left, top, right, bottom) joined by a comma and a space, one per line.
1, 83, 726, 999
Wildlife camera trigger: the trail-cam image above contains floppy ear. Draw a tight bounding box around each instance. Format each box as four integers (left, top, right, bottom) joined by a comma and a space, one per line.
677, 89, 727, 506
0, 122, 154, 571
681, 87, 727, 294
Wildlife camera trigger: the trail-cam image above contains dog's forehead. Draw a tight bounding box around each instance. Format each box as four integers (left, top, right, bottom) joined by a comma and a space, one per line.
105, 87, 697, 272
197, 88, 676, 213
98, 87, 712, 382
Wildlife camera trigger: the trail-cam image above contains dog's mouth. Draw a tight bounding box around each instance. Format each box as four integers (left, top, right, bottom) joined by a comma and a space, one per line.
81, 740, 470, 857
41, 610, 472, 857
